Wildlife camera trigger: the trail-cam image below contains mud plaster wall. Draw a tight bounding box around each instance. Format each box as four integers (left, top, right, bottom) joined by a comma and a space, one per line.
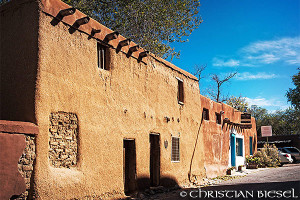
0, 0, 256, 198
0, 133, 26, 200
0, 0, 39, 123
200, 96, 257, 178
34, 9, 205, 199
0, 120, 38, 200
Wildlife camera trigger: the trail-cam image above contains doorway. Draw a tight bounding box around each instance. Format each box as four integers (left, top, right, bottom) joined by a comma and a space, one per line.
150, 134, 160, 186
123, 139, 137, 195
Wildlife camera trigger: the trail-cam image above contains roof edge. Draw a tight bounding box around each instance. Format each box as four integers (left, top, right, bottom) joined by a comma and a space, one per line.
39, 0, 198, 81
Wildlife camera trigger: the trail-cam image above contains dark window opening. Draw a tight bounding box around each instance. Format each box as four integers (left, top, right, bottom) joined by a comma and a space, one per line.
178, 79, 184, 104
236, 138, 243, 156
171, 137, 180, 162
216, 113, 221, 124
97, 43, 109, 70
249, 136, 253, 155
203, 108, 209, 120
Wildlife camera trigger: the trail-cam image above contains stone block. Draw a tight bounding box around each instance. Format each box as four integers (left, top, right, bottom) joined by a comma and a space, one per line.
23, 165, 33, 171
49, 112, 78, 168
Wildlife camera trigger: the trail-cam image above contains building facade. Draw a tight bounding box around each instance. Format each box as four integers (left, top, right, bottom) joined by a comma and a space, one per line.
0, 0, 257, 199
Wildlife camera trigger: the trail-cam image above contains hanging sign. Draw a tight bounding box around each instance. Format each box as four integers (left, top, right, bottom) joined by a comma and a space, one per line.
241, 113, 251, 123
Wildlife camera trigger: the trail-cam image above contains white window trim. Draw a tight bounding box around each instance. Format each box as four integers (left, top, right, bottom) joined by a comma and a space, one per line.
175, 77, 183, 82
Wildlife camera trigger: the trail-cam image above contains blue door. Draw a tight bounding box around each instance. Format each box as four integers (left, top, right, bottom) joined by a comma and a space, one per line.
230, 133, 236, 167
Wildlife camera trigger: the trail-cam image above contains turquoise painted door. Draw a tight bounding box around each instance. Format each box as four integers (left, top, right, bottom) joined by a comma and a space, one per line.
230, 133, 236, 167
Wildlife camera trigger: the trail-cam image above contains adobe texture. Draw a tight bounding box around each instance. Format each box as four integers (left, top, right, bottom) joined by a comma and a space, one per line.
0, 0, 257, 199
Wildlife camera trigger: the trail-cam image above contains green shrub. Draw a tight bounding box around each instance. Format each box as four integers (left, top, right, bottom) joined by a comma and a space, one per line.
245, 155, 260, 164
254, 144, 280, 167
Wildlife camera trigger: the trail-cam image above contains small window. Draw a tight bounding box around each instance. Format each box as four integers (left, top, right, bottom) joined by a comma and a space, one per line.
177, 79, 184, 104
236, 138, 243, 156
203, 108, 209, 120
216, 113, 221, 124
171, 137, 180, 162
97, 43, 109, 70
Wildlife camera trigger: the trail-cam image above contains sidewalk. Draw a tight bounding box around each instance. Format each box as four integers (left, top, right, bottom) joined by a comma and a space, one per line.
181, 167, 270, 188
130, 167, 271, 199
230, 167, 269, 176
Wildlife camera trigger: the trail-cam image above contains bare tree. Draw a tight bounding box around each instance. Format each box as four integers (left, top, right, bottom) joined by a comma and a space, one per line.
193, 64, 207, 81
208, 72, 237, 102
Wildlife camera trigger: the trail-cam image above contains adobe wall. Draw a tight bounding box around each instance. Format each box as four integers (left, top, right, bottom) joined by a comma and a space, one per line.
0, 0, 39, 123
200, 96, 257, 178
33, 1, 206, 198
0, 120, 38, 200
0, 0, 257, 199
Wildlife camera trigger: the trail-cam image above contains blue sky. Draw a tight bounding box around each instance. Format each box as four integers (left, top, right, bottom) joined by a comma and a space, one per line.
168, 0, 300, 112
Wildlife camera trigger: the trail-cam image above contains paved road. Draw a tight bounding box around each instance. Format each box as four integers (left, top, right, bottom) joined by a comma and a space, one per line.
164, 163, 300, 200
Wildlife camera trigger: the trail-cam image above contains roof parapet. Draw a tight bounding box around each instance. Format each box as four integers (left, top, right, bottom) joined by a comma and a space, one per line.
40, 0, 198, 80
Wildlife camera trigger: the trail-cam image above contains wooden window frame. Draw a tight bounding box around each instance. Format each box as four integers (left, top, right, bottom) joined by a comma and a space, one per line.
176, 77, 184, 105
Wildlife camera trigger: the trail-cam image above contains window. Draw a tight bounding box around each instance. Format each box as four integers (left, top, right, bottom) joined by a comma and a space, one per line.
216, 113, 221, 124
171, 137, 180, 162
97, 43, 109, 70
249, 136, 253, 155
177, 79, 184, 104
236, 138, 243, 156
203, 108, 209, 120
281, 149, 288, 153
286, 147, 300, 153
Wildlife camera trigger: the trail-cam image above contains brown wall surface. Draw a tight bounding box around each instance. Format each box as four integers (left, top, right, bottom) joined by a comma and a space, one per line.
34, 5, 205, 199
0, 120, 38, 199
0, 0, 39, 123
200, 96, 257, 178
0, 133, 26, 200
0, 0, 257, 199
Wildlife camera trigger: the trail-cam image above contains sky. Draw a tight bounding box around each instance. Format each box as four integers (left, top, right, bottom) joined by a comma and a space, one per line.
167, 0, 300, 112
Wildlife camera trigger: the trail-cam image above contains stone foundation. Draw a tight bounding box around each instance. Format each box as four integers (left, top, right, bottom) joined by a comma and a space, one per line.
17, 135, 36, 199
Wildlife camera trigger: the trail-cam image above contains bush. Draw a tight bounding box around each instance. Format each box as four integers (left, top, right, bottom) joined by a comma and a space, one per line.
246, 155, 260, 164
254, 144, 280, 167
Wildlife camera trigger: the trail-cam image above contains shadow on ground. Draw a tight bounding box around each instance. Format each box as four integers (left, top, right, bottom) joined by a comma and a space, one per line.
120, 176, 182, 199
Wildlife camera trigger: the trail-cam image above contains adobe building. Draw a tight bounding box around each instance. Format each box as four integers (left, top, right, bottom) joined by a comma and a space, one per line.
0, 0, 257, 199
